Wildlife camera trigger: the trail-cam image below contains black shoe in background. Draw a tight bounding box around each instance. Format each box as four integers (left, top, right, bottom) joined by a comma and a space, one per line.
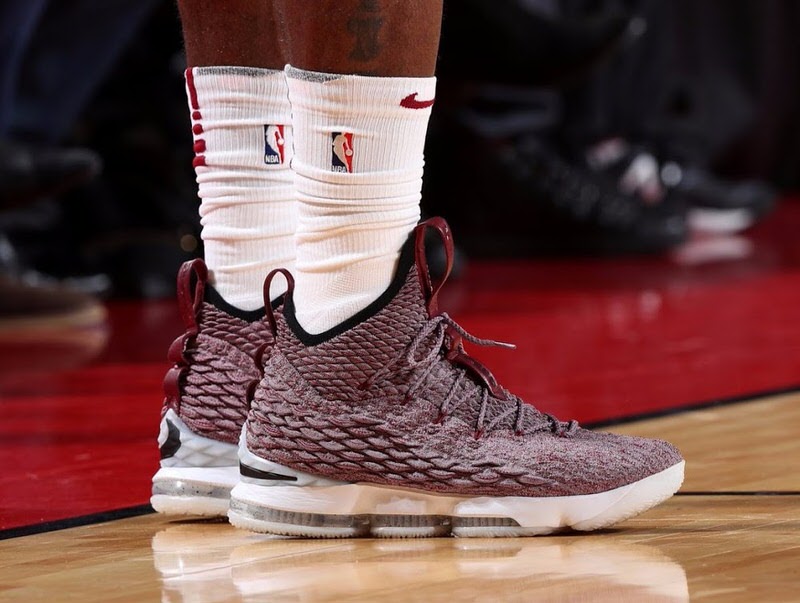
423, 125, 688, 257
585, 138, 776, 235
666, 166, 776, 234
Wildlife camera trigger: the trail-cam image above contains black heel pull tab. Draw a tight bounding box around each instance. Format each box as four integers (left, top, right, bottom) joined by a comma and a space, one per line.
176, 258, 208, 333
263, 268, 295, 337
414, 217, 455, 317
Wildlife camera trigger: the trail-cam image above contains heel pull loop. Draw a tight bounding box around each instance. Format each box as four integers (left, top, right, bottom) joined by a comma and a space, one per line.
176, 258, 208, 333
414, 217, 455, 317
264, 268, 295, 337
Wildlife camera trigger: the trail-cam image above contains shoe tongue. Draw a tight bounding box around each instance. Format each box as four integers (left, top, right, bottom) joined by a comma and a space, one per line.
276, 218, 463, 400
320, 219, 455, 372
276, 236, 430, 398
277, 221, 556, 433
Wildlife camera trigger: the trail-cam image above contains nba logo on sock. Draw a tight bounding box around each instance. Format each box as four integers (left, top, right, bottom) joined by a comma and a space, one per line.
264, 125, 286, 165
331, 132, 354, 173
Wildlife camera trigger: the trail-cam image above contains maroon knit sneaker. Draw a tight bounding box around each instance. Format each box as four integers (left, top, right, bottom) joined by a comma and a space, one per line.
151, 259, 276, 516
228, 219, 684, 537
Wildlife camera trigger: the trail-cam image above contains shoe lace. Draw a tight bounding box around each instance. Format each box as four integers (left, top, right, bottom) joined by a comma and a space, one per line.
360, 312, 578, 438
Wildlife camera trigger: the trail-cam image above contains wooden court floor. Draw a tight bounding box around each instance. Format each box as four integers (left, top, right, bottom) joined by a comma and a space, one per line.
2, 392, 797, 602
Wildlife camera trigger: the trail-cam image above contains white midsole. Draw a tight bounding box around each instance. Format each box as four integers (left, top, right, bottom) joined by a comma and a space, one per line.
152, 465, 240, 488
230, 461, 684, 529
150, 495, 230, 516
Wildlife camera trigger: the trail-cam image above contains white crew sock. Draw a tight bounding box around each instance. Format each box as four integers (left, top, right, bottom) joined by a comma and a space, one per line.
187, 66, 296, 310
286, 66, 436, 333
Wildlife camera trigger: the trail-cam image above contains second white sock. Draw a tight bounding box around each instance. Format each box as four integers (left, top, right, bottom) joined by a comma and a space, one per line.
287, 66, 436, 333
188, 66, 296, 310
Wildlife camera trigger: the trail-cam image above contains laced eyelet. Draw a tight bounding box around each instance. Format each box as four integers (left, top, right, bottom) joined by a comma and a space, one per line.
514, 429, 524, 437
434, 411, 447, 424
473, 429, 484, 440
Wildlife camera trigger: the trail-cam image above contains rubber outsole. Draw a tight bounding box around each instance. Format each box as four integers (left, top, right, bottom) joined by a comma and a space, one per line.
151, 410, 240, 517
151, 494, 230, 517
151, 466, 239, 517
228, 461, 685, 538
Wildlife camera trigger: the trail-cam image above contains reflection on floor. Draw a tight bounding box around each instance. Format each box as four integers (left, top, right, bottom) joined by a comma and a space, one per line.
1, 201, 800, 529
155, 517, 692, 603
2, 391, 798, 602
6, 496, 799, 603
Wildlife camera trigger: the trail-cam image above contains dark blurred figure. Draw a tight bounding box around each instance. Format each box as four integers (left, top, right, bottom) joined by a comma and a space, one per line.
564, 0, 778, 235
0, 1, 102, 209
0, 0, 192, 303
425, 0, 786, 256
7, 0, 158, 143
0, 0, 160, 367
425, 0, 689, 257
10, 2, 201, 300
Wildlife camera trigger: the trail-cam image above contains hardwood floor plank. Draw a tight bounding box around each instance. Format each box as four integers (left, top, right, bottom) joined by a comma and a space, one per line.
607, 393, 800, 492
1, 496, 798, 602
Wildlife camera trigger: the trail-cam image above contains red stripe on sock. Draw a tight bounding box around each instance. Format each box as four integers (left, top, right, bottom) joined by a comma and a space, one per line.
186, 69, 206, 170
185, 68, 200, 111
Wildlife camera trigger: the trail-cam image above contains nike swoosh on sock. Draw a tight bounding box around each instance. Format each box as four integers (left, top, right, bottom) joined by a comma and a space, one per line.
400, 93, 435, 109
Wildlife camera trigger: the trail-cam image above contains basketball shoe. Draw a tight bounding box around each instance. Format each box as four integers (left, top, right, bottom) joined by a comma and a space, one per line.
228, 218, 685, 538
151, 259, 275, 516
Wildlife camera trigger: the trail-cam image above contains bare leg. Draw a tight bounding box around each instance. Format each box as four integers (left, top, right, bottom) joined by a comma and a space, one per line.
177, 0, 285, 68
274, 0, 443, 76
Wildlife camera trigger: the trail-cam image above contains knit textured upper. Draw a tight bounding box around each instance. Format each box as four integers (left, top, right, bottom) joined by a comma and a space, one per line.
162, 259, 274, 445
248, 228, 682, 497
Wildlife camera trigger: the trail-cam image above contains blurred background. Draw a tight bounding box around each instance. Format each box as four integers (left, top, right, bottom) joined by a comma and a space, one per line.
1, 0, 799, 377
0, 1, 797, 289
2, 0, 798, 318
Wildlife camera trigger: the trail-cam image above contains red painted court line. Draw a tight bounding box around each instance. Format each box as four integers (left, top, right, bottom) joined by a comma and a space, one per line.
0, 302, 175, 530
